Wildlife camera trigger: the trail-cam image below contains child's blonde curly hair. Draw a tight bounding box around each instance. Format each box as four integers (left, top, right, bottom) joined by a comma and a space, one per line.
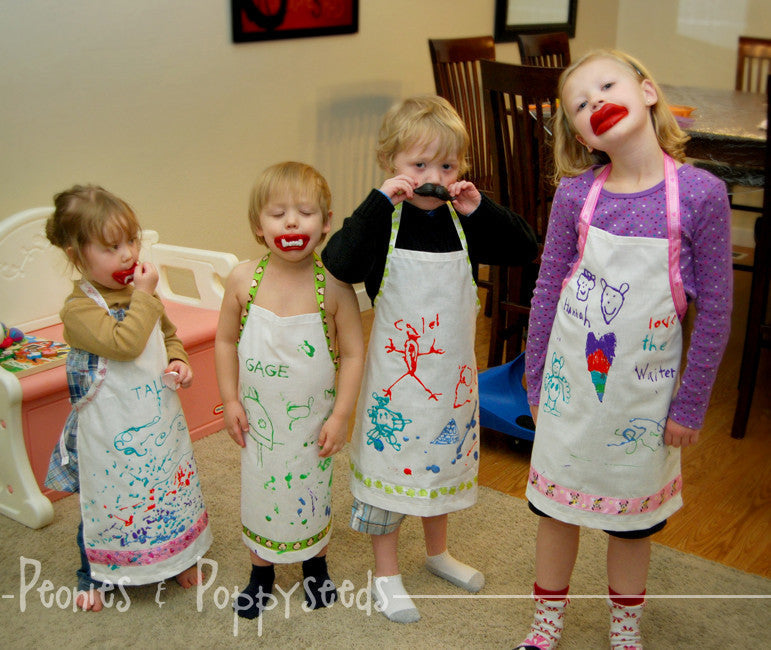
551, 49, 689, 183
375, 95, 470, 178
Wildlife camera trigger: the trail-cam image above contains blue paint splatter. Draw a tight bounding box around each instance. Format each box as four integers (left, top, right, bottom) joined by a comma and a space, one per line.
426, 465, 440, 473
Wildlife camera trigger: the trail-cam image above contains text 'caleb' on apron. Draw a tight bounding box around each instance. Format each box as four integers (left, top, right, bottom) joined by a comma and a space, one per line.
350, 202, 480, 517
76, 281, 212, 584
238, 254, 338, 564
527, 155, 688, 531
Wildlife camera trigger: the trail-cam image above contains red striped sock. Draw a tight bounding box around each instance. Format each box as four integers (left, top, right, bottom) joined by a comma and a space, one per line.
534, 582, 569, 599
609, 585, 645, 606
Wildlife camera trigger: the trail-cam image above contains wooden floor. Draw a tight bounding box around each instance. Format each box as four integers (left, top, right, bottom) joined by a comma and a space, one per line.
357, 267, 770, 579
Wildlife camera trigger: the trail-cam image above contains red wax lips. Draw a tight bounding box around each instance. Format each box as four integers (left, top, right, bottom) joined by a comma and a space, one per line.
112, 264, 138, 285
590, 103, 629, 136
274, 234, 310, 251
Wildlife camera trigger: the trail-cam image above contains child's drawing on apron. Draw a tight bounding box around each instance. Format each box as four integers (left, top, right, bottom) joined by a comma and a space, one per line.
76, 281, 211, 585
350, 203, 480, 516
238, 254, 338, 563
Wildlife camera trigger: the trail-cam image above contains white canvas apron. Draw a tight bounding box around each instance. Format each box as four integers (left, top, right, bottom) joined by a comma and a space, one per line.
76, 281, 212, 584
527, 156, 688, 531
239, 254, 338, 563
350, 203, 480, 516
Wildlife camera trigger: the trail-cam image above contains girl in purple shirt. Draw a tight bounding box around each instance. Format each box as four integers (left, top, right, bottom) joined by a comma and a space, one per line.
516, 50, 732, 650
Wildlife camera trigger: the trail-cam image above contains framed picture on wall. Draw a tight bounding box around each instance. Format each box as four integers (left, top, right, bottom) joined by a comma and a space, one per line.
494, 0, 577, 42
231, 0, 359, 43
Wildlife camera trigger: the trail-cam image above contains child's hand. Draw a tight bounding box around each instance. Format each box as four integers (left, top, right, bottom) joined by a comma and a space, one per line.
132, 261, 159, 294
317, 413, 347, 457
448, 180, 482, 215
165, 359, 193, 388
224, 400, 249, 448
379, 175, 417, 205
663, 418, 700, 448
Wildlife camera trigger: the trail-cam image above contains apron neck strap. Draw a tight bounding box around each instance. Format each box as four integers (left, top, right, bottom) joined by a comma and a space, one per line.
663, 156, 687, 320
389, 201, 469, 252
569, 156, 687, 320
384, 201, 479, 311
79, 279, 110, 312
239, 252, 337, 367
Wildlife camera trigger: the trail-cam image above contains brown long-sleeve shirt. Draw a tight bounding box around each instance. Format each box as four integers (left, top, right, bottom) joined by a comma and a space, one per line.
60, 281, 188, 363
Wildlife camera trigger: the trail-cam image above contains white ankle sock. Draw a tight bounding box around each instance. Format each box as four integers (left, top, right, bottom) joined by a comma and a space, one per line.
608, 598, 645, 649
372, 574, 420, 623
425, 551, 485, 592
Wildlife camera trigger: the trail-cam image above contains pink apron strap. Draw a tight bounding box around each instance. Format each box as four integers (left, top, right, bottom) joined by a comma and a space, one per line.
561, 158, 687, 321
664, 155, 688, 320
561, 164, 611, 290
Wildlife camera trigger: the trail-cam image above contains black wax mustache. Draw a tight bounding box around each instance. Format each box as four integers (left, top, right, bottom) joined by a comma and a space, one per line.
413, 183, 454, 202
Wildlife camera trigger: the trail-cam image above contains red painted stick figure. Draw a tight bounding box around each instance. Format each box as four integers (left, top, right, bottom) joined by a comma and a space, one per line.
384, 319, 444, 400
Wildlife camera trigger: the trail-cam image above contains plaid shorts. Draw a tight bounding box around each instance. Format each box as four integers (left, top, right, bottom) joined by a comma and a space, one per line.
349, 498, 405, 535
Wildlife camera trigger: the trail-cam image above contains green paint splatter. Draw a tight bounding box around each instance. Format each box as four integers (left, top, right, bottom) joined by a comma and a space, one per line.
298, 340, 316, 357
284, 472, 293, 489
263, 476, 276, 490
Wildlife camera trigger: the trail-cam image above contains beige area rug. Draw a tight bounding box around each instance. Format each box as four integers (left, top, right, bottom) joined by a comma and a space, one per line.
2, 430, 768, 649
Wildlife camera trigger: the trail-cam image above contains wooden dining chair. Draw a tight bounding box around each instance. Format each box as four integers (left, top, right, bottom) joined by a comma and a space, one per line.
429, 35, 497, 314
480, 60, 562, 366
736, 36, 771, 94
731, 77, 771, 439
428, 35, 496, 196
517, 32, 571, 67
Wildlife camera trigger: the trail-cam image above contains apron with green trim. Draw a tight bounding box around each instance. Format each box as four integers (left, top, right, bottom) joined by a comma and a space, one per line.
238, 253, 337, 562
350, 202, 480, 516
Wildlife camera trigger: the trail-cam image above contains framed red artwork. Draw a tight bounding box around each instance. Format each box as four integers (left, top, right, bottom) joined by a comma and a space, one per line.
231, 0, 359, 43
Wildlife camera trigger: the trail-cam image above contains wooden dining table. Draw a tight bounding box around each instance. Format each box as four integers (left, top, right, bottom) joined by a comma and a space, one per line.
660, 84, 767, 168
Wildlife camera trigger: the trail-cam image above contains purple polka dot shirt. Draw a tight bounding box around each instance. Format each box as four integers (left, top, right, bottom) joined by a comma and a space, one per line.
525, 164, 733, 429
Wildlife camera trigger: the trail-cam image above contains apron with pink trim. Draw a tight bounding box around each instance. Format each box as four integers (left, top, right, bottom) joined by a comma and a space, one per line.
76, 281, 212, 584
527, 155, 687, 531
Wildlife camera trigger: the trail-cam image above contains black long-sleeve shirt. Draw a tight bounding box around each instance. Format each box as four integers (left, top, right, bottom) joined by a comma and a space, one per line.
322, 190, 538, 303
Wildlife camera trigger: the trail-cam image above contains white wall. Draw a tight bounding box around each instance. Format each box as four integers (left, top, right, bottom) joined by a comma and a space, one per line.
0, 1, 499, 261
617, 0, 771, 88
1, 1, 768, 263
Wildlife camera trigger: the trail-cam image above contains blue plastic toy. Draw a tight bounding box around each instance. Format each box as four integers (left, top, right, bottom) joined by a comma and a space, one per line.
478, 352, 535, 441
